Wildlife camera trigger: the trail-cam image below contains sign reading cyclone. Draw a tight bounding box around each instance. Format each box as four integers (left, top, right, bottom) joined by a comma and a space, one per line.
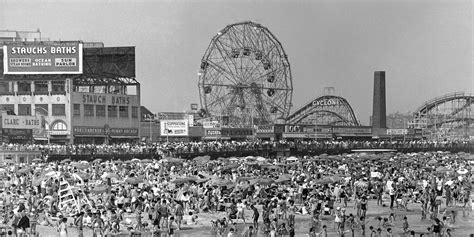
3, 41, 83, 74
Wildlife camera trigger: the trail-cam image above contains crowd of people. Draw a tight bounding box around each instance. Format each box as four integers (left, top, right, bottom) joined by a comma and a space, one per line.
0, 139, 471, 157
0, 146, 471, 236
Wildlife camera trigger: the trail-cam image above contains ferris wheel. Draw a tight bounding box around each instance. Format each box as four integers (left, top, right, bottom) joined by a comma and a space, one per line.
198, 21, 293, 126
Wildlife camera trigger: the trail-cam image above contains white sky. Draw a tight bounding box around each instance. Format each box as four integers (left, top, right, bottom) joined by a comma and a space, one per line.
0, 0, 472, 124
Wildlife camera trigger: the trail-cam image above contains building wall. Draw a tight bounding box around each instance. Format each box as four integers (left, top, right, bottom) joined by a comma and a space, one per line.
0, 79, 72, 143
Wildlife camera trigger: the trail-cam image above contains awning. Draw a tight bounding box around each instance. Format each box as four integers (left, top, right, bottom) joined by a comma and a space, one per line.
33, 137, 48, 140
74, 134, 107, 137
202, 136, 230, 140
335, 133, 372, 137
110, 136, 139, 139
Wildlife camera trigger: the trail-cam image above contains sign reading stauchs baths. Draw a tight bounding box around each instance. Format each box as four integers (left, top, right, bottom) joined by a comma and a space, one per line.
3, 42, 83, 74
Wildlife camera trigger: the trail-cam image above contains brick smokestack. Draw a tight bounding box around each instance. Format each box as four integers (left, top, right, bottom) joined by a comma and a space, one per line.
372, 71, 387, 129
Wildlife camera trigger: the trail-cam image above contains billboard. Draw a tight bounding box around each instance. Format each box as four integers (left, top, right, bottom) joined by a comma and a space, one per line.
161, 120, 188, 136
2, 114, 42, 130
3, 42, 83, 74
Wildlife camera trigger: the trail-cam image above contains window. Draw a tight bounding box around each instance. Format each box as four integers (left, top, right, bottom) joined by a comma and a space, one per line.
51, 81, 65, 94
17, 81, 31, 94
96, 105, 106, 117
52, 104, 66, 116
51, 121, 67, 130
119, 106, 128, 118
93, 86, 106, 94
108, 85, 122, 94
131, 106, 138, 118
75, 86, 90, 93
84, 104, 94, 117
35, 104, 49, 116
107, 105, 117, 117
0, 82, 13, 95
18, 104, 31, 115
0, 104, 15, 115
73, 104, 81, 117
34, 81, 49, 94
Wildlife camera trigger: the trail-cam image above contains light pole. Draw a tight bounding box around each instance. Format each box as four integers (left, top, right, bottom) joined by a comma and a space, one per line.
146, 114, 154, 143
34, 107, 50, 145
159, 113, 169, 143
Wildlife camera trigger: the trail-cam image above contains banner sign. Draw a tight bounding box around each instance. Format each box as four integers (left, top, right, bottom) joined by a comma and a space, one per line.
2, 114, 41, 129
312, 98, 342, 107
257, 125, 274, 134
73, 126, 138, 136
206, 129, 221, 136
332, 126, 372, 134
3, 42, 83, 74
203, 121, 220, 129
161, 120, 188, 136
387, 129, 408, 135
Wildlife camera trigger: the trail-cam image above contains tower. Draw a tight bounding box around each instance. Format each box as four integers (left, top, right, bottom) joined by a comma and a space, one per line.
372, 71, 387, 136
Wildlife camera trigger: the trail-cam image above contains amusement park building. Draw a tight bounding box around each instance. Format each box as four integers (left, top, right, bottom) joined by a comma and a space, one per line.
0, 34, 140, 144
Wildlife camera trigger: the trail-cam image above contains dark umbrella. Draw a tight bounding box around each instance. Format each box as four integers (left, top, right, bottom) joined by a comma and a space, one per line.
17, 215, 30, 229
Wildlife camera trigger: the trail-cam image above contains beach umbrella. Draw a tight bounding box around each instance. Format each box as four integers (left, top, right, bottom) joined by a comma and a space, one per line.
103, 173, 120, 180
209, 179, 232, 187
140, 159, 153, 163
72, 163, 89, 169
74, 172, 89, 180
274, 175, 292, 183
314, 178, 333, 185
91, 184, 108, 194
329, 175, 345, 183
229, 157, 239, 162
220, 163, 240, 171
32, 158, 42, 163
125, 177, 143, 185
172, 177, 198, 184
193, 156, 211, 163
60, 159, 72, 164
436, 167, 452, 173
113, 160, 123, 164
457, 169, 468, 175
286, 156, 298, 162
32, 176, 46, 186
427, 160, 437, 165
93, 159, 102, 163
163, 158, 185, 163
245, 156, 256, 161
258, 178, 274, 185
256, 157, 266, 162
16, 167, 32, 174
131, 158, 140, 162
237, 176, 255, 182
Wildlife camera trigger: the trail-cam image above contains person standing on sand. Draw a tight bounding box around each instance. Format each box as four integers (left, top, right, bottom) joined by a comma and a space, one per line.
58, 217, 68, 237
174, 201, 184, 230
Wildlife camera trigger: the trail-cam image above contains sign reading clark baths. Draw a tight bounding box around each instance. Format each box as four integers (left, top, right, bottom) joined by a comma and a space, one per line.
1, 114, 41, 129
3, 41, 83, 74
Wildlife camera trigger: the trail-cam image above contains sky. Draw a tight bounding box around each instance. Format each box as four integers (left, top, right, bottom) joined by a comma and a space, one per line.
0, 0, 472, 125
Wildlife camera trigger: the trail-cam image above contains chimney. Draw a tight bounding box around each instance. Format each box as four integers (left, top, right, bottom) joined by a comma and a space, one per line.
372, 71, 387, 131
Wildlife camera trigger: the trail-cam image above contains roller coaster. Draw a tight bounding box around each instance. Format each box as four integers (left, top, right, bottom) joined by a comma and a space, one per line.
286, 95, 360, 126
411, 92, 473, 139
